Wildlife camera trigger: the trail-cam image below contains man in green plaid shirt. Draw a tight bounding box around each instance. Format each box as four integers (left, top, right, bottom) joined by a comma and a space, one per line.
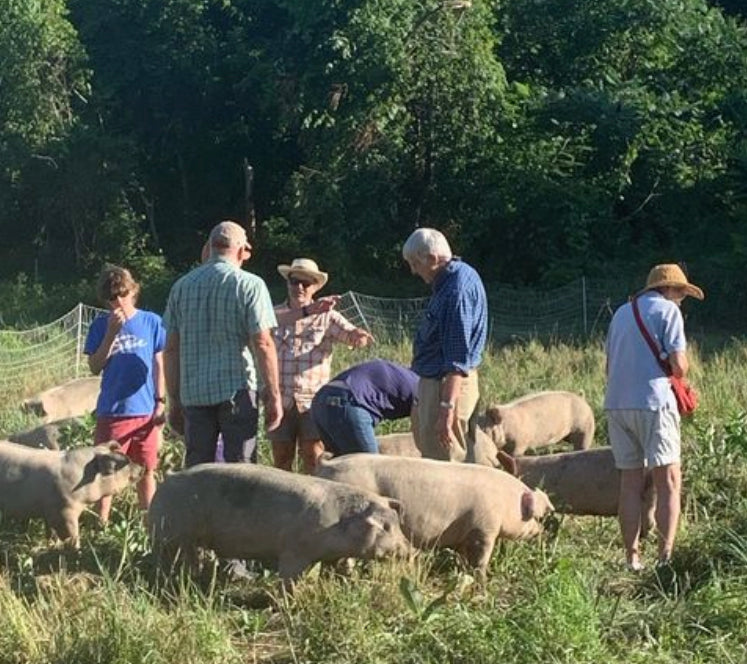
163, 220, 282, 467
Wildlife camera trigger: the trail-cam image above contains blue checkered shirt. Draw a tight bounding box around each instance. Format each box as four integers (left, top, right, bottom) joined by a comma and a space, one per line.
412, 259, 488, 379
162, 257, 277, 406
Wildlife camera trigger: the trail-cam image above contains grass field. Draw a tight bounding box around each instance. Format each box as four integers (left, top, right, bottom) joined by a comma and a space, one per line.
1, 337, 746, 663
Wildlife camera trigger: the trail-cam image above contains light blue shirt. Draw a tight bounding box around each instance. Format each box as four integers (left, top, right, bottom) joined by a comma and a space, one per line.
604, 291, 686, 411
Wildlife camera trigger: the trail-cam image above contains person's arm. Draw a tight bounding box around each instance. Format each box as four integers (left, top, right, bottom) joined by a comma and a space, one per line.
668, 350, 688, 378
163, 331, 183, 434
87, 311, 125, 375
347, 327, 375, 348
327, 311, 375, 348
437, 371, 463, 451
662, 305, 688, 379
152, 350, 166, 425
435, 290, 478, 450
251, 328, 283, 432
273, 295, 341, 326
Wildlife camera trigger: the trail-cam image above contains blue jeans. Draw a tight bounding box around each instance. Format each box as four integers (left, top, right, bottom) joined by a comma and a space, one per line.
184, 389, 258, 467
311, 385, 378, 455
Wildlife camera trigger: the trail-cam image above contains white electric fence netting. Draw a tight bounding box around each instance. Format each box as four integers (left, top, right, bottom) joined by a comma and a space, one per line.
0, 277, 629, 402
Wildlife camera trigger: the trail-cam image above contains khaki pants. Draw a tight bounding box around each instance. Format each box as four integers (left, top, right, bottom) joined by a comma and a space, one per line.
416, 372, 479, 462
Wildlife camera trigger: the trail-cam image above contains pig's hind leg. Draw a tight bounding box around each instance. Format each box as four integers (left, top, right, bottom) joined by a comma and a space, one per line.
458, 529, 496, 581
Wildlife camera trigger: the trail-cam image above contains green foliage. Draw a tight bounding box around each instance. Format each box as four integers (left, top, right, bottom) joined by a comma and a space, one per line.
1, 0, 746, 305
0, 0, 87, 154
490, 0, 747, 284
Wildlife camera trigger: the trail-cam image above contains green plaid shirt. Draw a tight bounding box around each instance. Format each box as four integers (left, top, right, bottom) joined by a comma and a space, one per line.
163, 257, 277, 406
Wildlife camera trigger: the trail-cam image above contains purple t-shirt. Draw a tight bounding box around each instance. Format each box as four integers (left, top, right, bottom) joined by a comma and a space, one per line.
333, 359, 418, 424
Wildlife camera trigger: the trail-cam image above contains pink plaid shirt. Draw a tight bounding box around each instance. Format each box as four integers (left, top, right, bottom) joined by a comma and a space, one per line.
272, 305, 358, 412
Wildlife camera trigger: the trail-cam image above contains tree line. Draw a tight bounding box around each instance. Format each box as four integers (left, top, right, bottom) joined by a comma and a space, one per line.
1, 0, 746, 326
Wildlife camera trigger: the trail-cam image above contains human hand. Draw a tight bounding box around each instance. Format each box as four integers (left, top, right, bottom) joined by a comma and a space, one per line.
153, 402, 167, 426
350, 328, 375, 348
437, 408, 456, 451
167, 401, 184, 435
107, 308, 127, 335
264, 393, 283, 432
311, 295, 341, 314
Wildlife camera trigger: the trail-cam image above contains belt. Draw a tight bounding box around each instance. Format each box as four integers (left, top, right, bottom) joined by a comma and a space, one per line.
325, 396, 348, 407
322, 381, 353, 407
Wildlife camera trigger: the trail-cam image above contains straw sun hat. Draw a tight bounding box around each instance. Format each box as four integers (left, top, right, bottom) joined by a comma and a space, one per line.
277, 258, 329, 288
643, 264, 704, 300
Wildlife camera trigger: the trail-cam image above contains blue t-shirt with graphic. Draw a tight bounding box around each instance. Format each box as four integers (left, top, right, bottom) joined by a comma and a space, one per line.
84, 309, 166, 416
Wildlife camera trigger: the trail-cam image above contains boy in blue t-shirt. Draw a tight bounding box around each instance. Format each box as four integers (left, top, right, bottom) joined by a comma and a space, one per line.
84, 266, 166, 521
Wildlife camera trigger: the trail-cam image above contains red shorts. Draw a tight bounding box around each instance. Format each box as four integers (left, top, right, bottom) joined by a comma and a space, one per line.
94, 415, 160, 471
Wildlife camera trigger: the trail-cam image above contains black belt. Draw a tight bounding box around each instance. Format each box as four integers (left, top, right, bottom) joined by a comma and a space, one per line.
322, 381, 354, 407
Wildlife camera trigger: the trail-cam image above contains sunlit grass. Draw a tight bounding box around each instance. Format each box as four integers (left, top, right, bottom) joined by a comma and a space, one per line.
1, 335, 747, 662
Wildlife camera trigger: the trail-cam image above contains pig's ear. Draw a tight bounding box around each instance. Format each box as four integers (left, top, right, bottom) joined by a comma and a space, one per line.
496, 450, 518, 476
486, 407, 502, 425
104, 440, 122, 453
95, 447, 125, 475
522, 490, 554, 520
520, 491, 535, 521
386, 498, 404, 517
318, 451, 334, 465
537, 490, 555, 517
93, 440, 121, 454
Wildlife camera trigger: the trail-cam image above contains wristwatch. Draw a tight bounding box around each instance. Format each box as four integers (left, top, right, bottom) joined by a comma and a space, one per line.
439, 400, 456, 410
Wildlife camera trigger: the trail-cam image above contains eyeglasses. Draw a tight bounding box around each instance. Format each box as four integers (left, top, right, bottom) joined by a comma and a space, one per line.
108, 291, 129, 302
288, 277, 314, 288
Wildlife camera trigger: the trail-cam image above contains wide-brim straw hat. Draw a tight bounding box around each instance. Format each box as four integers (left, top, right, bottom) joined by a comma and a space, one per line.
642, 263, 704, 300
277, 258, 328, 288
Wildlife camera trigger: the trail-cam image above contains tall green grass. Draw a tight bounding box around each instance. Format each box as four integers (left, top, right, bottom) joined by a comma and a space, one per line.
1, 337, 747, 663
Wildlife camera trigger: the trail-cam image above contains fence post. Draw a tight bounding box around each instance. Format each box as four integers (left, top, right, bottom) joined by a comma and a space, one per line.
74, 303, 84, 379
348, 291, 371, 334
582, 276, 588, 337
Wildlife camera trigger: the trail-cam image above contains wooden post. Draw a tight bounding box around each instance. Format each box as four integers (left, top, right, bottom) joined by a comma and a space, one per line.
244, 159, 256, 239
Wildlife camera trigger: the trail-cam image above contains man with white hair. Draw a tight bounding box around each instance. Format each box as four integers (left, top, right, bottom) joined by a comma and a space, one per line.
402, 228, 488, 462
163, 220, 282, 467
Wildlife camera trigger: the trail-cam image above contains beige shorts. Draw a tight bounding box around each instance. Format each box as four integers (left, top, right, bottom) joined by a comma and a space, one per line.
267, 400, 319, 444
416, 371, 479, 462
606, 407, 681, 469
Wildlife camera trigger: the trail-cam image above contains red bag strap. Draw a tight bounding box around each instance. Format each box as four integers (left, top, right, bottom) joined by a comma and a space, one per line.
631, 296, 672, 377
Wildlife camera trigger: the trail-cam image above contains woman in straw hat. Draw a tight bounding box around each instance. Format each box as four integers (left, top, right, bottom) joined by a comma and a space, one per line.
270, 258, 374, 473
604, 263, 704, 571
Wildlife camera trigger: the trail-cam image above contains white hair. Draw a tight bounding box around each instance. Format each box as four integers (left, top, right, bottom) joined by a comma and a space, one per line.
402, 228, 453, 263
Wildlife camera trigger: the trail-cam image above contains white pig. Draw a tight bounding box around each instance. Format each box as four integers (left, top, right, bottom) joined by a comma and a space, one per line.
316, 454, 554, 578
477, 391, 595, 455
376, 428, 500, 468
147, 463, 410, 582
0, 440, 139, 546
8, 417, 85, 450
22, 377, 100, 422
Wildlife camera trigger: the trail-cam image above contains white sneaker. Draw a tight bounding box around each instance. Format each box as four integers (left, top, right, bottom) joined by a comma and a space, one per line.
626, 559, 645, 572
